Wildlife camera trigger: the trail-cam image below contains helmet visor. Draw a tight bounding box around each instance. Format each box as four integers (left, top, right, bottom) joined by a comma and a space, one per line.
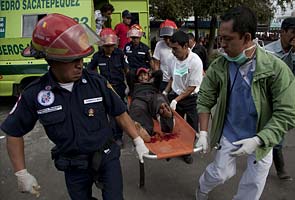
46, 24, 99, 62
99, 34, 118, 46
127, 29, 143, 38
160, 27, 176, 37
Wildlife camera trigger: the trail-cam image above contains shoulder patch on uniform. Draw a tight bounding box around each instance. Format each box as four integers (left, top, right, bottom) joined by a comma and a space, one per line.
37, 90, 55, 106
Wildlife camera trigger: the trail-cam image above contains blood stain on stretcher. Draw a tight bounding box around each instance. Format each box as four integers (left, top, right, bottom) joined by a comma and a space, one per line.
150, 132, 179, 143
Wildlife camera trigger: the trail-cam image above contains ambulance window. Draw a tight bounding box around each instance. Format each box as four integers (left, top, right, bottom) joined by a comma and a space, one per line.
130, 13, 146, 38
22, 14, 46, 37
130, 13, 139, 26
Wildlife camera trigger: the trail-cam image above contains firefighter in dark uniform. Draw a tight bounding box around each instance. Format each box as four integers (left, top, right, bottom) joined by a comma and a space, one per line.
87, 28, 128, 147
124, 24, 154, 94
0, 14, 148, 200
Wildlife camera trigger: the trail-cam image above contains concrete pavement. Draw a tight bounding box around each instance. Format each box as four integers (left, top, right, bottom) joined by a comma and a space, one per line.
0, 97, 294, 200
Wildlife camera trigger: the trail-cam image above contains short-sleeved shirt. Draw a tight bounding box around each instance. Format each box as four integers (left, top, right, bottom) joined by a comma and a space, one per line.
265, 39, 287, 58
115, 23, 130, 49
1, 69, 126, 155
124, 42, 152, 70
153, 40, 173, 82
167, 50, 203, 95
265, 39, 295, 74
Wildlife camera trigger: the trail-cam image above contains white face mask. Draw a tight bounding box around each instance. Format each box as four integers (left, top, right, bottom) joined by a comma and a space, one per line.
218, 38, 258, 65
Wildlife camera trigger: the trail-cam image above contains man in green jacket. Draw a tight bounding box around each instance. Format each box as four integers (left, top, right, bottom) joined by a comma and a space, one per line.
195, 6, 295, 200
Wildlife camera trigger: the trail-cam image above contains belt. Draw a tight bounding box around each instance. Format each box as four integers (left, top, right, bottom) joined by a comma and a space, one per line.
169, 91, 198, 97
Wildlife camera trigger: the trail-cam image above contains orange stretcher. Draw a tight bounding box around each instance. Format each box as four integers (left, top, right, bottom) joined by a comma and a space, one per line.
143, 111, 202, 159
137, 110, 202, 187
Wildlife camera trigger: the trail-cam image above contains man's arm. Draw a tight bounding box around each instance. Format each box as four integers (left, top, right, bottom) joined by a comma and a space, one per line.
169, 83, 196, 111
195, 113, 210, 153
174, 86, 196, 102
6, 135, 40, 196
163, 78, 172, 94
153, 59, 160, 71
199, 113, 210, 131
149, 59, 155, 71
257, 64, 295, 147
115, 112, 140, 139
115, 112, 149, 162
7, 136, 25, 172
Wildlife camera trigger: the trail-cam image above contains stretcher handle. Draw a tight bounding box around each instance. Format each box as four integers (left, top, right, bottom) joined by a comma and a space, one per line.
142, 146, 203, 160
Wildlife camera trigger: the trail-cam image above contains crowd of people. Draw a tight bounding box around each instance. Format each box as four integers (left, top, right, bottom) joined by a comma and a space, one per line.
1, 3, 295, 200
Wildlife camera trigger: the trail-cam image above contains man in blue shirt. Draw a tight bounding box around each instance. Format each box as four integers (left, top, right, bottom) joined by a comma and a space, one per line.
87, 28, 128, 147
124, 24, 154, 94
124, 24, 153, 71
1, 14, 148, 200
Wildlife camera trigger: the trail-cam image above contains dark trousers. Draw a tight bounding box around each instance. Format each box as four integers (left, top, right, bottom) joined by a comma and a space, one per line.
273, 139, 286, 174
130, 93, 173, 135
112, 84, 126, 140
168, 93, 199, 131
110, 115, 123, 140
64, 144, 123, 200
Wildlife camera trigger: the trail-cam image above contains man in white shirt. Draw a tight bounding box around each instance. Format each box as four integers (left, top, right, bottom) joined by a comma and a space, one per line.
153, 19, 177, 91
164, 30, 203, 164
95, 3, 114, 35
264, 17, 295, 181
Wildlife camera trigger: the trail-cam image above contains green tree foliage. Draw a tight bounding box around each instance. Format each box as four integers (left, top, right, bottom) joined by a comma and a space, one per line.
149, 0, 194, 21
150, 0, 294, 54
193, 0, 293, 23
150, 0, 293, 22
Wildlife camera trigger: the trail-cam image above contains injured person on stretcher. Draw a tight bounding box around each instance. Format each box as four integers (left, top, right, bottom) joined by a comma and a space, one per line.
128, 67, 174, 142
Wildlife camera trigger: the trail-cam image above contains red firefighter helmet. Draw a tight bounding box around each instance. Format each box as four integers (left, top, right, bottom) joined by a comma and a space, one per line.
159, 19, 177, 37
22, 13, 99, 62
99, 28, 118, 46
127, 24, 144, 37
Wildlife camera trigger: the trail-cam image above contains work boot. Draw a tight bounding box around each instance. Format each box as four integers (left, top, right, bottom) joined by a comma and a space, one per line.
195, 187, 208, 200
273, 148, 293, 181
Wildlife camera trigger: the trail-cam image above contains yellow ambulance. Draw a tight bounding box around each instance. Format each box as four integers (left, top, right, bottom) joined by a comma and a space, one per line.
0, 0, 149, 96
